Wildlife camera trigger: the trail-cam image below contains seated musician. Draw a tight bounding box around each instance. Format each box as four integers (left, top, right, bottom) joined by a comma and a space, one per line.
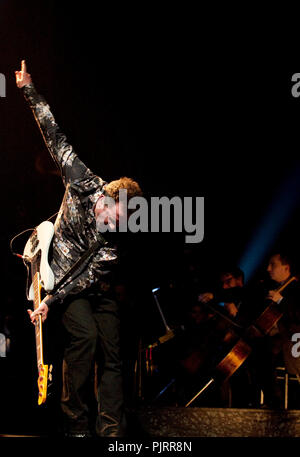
198, 266, 246, 345
175, 301, 232, 407
175, 266, 252, 407
197, 266, 262, 407
262, 251, 300, 408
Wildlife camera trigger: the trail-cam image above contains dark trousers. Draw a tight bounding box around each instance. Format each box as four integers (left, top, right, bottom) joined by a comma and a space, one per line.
60, 292, 125, 436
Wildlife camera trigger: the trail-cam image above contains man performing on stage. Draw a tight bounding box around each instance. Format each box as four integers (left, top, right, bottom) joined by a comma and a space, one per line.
15, 60, 142, 438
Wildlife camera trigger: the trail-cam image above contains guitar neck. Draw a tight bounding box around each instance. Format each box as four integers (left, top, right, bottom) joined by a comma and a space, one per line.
25, 223, 54, 405
32, 269, 44, 369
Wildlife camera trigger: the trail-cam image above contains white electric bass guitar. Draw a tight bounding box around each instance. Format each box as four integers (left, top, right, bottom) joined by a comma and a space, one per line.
23, 221, 55, 405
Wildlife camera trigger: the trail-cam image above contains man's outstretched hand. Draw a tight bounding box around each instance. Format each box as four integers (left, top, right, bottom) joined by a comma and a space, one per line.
15, 59, 32, 88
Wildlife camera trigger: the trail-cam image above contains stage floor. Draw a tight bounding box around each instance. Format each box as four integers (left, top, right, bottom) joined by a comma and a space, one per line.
2, 406, 300, 438
136, 406, 300, 437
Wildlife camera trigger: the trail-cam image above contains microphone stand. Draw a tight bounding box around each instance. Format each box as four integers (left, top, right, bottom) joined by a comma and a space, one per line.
150, 288, 178, 348
147, 287, 179, 402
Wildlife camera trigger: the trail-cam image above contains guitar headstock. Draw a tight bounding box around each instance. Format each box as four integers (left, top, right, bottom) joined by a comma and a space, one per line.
37, 363, 52, 405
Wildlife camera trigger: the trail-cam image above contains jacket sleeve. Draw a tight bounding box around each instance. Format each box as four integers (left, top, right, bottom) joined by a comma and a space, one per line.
22, 83, 98, 186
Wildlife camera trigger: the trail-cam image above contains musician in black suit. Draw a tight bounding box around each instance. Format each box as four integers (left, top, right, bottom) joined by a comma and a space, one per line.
263, 252, 300, 407
238, 251, 300, 409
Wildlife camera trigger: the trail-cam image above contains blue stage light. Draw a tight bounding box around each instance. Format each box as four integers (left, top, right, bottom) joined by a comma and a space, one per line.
239, 163, 300, 282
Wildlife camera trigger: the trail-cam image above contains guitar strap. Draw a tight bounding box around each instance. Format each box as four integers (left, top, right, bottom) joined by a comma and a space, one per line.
50, 233, 108, 296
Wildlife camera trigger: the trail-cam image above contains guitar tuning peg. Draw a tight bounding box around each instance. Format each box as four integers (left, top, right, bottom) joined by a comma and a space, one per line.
49, 364, 53, 373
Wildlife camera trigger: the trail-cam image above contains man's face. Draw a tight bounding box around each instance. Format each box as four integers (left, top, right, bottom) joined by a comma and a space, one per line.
267, 255, 290, 283
95, 197, 127, 231
220, 273, 243, 289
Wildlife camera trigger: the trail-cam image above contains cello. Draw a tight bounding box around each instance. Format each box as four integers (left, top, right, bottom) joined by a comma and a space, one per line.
185, 275, 297, 407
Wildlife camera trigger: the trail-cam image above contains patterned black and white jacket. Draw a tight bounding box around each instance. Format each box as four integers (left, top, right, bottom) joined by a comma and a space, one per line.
22, 83, 118, 308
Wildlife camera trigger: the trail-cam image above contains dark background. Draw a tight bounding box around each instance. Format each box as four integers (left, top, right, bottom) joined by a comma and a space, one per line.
1, 0, 300, 435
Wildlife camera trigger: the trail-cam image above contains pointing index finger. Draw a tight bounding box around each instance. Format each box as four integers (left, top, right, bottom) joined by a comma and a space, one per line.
21, 59, 26, 73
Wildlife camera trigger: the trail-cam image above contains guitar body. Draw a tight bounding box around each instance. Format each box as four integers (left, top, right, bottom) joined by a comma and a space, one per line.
23, 221, 55, 405
24, 220, 55, 299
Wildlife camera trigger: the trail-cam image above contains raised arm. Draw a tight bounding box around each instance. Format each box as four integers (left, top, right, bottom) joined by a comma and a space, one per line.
15, 60, 98, 186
